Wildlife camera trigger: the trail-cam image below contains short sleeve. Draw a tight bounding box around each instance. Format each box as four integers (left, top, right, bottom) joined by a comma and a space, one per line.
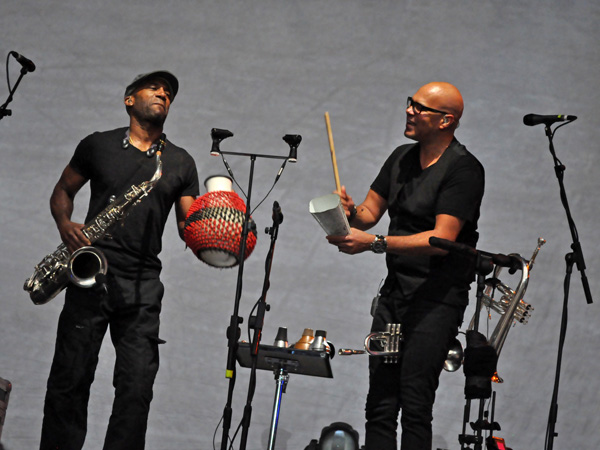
68, 134, 96, 180
436, 155, 484, 222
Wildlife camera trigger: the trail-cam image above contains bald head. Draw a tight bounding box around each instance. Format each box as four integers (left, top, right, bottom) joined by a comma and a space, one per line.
414, 81, 464, 123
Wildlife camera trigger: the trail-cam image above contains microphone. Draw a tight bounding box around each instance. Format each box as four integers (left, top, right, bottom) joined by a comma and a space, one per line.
210, 128, 233, 156
211, 128, 233, 140
272, 201, 283, 225
523, 114, 577, 126
282, 134, 301, 162
10, 51, 36, 73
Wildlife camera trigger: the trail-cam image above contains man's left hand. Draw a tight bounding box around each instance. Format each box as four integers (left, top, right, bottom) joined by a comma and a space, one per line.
326, 228, 373, 254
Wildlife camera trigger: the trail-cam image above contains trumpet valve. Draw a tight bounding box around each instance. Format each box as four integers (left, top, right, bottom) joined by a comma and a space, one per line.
364, 323, 403, 363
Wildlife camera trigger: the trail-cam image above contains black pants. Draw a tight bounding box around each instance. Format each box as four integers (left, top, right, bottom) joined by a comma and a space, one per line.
40, 274, 164, 450
364, 296, 463, 450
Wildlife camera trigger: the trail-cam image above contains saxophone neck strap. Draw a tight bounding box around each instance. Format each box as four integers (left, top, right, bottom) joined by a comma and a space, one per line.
122, 129, 167, 158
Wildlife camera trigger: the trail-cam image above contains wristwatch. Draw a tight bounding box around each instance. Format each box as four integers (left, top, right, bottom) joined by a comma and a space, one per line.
371, 235, 387, 254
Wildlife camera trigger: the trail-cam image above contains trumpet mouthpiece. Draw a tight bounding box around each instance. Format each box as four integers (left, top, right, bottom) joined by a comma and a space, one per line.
338, 348, 366, 355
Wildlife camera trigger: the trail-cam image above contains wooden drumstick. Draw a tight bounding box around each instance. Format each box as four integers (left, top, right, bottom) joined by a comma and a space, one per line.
324, 112, 341, 192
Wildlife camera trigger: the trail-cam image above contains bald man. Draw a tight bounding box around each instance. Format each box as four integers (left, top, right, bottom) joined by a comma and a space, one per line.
327, 82, 484, 449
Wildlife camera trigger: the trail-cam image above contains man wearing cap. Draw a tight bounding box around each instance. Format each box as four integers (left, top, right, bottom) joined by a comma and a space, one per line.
39, 71, 200, 450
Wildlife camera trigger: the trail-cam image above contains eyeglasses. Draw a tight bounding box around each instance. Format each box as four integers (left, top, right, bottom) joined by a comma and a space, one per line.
406, 97, 449, 115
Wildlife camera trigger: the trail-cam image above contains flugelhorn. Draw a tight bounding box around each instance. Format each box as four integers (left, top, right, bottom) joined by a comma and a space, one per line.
444, 237, 545, 375
339, 323, 402, 363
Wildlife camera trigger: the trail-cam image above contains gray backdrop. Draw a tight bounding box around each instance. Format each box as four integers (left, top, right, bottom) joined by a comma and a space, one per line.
1, 1, 599, 449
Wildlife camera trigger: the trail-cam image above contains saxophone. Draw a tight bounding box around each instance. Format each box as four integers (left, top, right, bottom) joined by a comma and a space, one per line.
24, 142, 164, 305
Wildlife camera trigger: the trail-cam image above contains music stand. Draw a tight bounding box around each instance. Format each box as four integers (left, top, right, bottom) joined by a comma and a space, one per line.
237, 342, 333, 449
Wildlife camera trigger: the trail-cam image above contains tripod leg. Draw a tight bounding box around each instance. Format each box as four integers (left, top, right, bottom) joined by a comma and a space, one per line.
460, 398, 471, 449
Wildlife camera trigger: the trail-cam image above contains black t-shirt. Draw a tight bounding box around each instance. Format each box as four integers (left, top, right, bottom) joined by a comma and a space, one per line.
69, 127, 200, 279
371, 138, 485, 306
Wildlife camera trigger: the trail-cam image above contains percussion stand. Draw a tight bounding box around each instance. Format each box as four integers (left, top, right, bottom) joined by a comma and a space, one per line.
539, 122, 593, 450
212, 131, 300, 450
235, 343, 334, 450
267, 366, 289, 450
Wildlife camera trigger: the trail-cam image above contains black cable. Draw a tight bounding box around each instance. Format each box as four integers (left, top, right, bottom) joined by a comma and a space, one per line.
5, 53, 11, 91
217, 151, 287, 217
213, 414, 224, 450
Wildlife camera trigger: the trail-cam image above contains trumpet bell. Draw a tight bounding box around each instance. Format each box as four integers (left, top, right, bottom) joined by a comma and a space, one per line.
444, 338, 463, 372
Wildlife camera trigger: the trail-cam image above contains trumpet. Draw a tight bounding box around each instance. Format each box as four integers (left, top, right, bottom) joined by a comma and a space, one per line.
338, 323, 402, 363
444, 237, 546, 375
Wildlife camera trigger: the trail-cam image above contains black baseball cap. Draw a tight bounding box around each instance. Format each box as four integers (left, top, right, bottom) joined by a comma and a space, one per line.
124, 70, 179, 101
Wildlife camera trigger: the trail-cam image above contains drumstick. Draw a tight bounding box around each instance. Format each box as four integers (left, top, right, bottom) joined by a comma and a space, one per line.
324, 112, 341, 192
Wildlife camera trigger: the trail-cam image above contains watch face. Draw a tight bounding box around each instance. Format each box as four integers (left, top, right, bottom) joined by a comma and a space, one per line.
372, 236, 386, 253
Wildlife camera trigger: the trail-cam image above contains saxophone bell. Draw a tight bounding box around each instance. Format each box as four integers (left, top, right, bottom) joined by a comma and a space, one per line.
68, 246, 108, 288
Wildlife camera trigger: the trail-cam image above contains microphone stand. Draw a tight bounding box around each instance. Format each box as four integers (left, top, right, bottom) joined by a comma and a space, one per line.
239, 201, 283, 449
540, 123, 594, 450
213, 131, 299, 450
0, 61, 31, 120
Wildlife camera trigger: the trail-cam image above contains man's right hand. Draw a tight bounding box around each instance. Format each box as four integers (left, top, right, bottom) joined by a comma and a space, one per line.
58, 221, 91, 253
334, 185, 356, 219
